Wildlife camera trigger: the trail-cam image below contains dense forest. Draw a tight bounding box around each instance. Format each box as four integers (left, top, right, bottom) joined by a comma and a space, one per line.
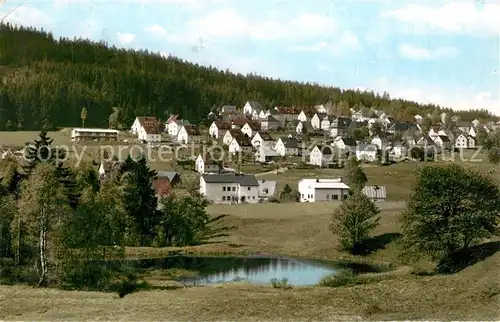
0, 23, 496, 131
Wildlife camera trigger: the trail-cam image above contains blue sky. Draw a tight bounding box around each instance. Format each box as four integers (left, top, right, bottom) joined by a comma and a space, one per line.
3, 0, 500, 114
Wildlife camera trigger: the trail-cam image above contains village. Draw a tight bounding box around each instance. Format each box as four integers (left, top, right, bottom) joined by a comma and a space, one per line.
24, 100, 491, 206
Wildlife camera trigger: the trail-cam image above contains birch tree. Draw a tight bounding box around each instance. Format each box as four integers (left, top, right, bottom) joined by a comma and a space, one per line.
18, 163, 70, 286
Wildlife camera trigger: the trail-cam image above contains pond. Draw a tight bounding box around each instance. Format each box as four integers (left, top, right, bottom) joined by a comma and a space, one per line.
124, 255, 380, 286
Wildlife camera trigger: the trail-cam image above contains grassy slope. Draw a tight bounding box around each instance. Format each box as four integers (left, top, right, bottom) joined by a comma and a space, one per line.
2, 202, 498, 320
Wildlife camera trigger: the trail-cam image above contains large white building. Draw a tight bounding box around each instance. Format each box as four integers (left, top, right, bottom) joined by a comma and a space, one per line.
71, 128, 119, 141
298, 178, 350, 203
200, 174, 260, 204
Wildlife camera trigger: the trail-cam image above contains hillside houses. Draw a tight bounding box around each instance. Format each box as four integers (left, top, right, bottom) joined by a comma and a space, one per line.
229, 134, 253, 154
251, 132, 274, 148
275, 137, 300, 156
200, 173, 260, 204
309, 145, 337, 167
131, 116, 162, 143
177, 125, 202, 144
195, 154, 222, 174
209, 121, 232, 139
241, 121, 261, 137
223, 129, 248, 146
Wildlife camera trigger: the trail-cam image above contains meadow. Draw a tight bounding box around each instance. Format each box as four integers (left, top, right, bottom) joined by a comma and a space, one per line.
0, 130, 499, 320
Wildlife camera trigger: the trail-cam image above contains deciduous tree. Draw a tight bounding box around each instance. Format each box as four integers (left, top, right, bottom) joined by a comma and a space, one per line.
400, 164, 500, 272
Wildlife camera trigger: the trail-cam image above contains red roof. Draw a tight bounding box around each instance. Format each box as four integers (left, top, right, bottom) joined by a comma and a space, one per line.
166, 114, 179, 123
152, 178, 172, 196
232, 119, 250, 126
137, 116, 161, 134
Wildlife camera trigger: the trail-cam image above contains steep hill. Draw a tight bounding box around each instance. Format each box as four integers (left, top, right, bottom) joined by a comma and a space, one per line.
0, 23, 496, 130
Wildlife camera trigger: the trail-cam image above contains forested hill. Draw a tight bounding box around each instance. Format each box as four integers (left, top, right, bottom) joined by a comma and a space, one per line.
0, 24, 496, 130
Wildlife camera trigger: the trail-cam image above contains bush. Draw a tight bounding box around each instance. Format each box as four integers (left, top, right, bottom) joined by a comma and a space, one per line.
319, 269, 356, 287
270, 278, 291, 289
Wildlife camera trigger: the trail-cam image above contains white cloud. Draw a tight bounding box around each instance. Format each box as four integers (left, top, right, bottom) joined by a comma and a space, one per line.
398, 44, 458, 60
116, 32, 136, 45
289, 30, 360, 55
381, 2, 500, 35
4, 5, 53, 27
144, 24, 167, 36
74, 19, 102, 40
166, 9, 339, 45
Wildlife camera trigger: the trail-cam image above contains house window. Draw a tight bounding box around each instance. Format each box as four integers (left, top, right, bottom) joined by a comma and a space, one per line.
333, 195, 339, 200
326, 195, 330, 200
343, 195, 348, 200
223, 187, 226, 191
222, 196, 226, 201
247, 187, 251, 191
232, 187, 236, 191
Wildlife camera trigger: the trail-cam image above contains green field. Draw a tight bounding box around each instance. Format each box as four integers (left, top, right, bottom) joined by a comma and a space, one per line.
1, 201, 499, 320
1, 132, 499, 320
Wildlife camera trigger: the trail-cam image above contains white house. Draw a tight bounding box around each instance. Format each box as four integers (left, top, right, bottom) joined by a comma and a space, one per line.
229, 136, 253, 154
356, 144, 378, 162
296, 121, 313, 134
251, 132, 274, 148
130, 116, 162, 143
241, 121, 261, 138
454, 133, 469, 149
298, 178, 350, 203
469, 126, 477, 138
177, 125, 202, 144
432, 135, 452, 150
297, 110, 308, 122
321, 115, 335, 131
255, 144, 280, 163
200, 174, 260, 204
243, 101, 263, 117
329, 117, 352, 138
223, 129, 247, 146
371, 135, 391, 150
195, 154, 221, 174
311, 113, 324, 130
275, 137, 300, 156
390, 143, 407, 159
309, 145, 336, 167
257, 180, 277, 202
209, 121, 232, 139
71, 128, 119, 142
167, 119, 190, 137
260, 115, 279, 131
334, 137, 357, 151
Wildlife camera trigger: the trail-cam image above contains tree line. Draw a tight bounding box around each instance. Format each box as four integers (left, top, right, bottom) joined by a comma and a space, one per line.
0, 131, 226, 290
0, 23, 496, 131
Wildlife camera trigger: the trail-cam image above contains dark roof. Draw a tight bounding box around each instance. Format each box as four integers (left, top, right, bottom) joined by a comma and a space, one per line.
279, 137, 299, 148
256, 131, 273, 141
213, 121, 232, 130
331, 117, 352, 128
157, 171, 181, 182
202, 174, 259, 186
227, 129, 248, 140
233, 134, 252, 146
232, 119, 250, 126
182, 124, 201, 135
340, 137, 357, 146
262, 115, 278, 123
245, 121, 261, 131
390, 122, 416, 131
438, 135, 451, 142
315, 145, 334, 155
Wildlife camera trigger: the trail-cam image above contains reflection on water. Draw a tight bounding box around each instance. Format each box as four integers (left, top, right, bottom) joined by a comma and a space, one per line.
194, 258, 337, 285
126, 256, 350, 286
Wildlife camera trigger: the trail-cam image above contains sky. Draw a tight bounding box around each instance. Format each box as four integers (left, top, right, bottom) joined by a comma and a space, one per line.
2, 0, 500, 115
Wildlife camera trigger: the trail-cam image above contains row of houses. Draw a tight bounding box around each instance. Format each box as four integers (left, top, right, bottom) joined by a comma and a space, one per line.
198, 173, 387, 204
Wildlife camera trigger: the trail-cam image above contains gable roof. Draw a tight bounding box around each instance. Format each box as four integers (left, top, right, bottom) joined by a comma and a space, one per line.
166, 114, 179, 123
232, 118, 250, 127
340, 137, 357, 146
279, 137, 299, 148
137, 116, 161, 134
157, 171, 181, 182
182, 124, 201, 135
258, 180, 277, 197
227, 129, 247, 140
233, 134, 252, 146
255, 131, 273, 141
202, 174, 259, 186
314, 145, 334, 155
261, 115, 279, 123
213, 121, 232, 130
245, 121, 261, 131
438, 135, 451, 142
152, 178, 172, 196
331, 117, 352, 128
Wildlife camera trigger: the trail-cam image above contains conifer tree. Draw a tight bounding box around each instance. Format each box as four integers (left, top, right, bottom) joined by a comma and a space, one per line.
122, 154, 159, 246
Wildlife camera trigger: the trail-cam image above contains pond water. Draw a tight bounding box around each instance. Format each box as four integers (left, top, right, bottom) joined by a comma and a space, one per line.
125, 255, 378, 286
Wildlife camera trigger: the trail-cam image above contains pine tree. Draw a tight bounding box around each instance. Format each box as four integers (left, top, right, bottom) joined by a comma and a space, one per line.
122, 154, 159, 246
22, 130, 80, 208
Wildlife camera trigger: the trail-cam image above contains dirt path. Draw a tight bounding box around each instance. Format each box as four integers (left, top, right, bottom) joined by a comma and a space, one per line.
254, 167, 288, 177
